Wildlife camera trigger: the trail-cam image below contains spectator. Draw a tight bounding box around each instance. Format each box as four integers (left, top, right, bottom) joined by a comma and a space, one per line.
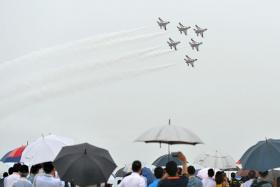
230, 173, 241, 187
188, 166, 203, 187
33, 162, 64, 187
148, 167, 164, 187
118, 160, 146, 187
202, 169, 216, 187
12, 165, 32, 187
241, 170, 256, 187
4, 163, 21, 187
27, 165, 40, 184
158, 152, 189, 187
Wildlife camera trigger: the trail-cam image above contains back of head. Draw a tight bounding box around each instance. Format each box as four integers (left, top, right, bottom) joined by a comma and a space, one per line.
19, 165, 29, 178
259, 171, 268, 178
208, 169, 215, 178
132, 160, 142, 173
215, 171, 224, 185
30, 165, 40, 175
187, 166, 196, 176
13, 163, 22, 173
8, 167, 13, 175
231, 172, 236, 179
248, 170, 256, 179
154, 167, 164, 179
43, 162, 54, 174
3, 172, 8, 178
166, 161, 178, 177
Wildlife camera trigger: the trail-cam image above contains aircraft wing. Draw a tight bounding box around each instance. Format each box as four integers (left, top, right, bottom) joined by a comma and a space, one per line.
158, 17, 163, 22
179, 22, 184, 27
195, 25, 201, 29
185, 55, 191, 59
169, 38, 174, 42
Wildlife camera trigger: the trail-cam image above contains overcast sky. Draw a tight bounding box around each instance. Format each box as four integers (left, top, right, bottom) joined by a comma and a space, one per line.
0, 0, 280, 172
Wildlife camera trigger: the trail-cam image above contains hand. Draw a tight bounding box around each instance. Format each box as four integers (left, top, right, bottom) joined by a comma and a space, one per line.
177, 152, 188, 163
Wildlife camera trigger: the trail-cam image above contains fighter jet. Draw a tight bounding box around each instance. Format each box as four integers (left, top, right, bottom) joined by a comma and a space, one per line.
184, 55, 198, 67
194, 25, 207, 38
167, 38, 180, 51
189, 38, 202, 51
177, 22, 191, 35
157, 17, 170, 30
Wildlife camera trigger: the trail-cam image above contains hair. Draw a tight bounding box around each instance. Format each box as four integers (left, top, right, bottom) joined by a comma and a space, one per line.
187, 166, 196, 175
30, 165, 40, 175
259, 171, 269, 178
19, 165, 29, 178
132, 161, 142, 172
8, 167, 13, 175
3, 172, 8, 178
154, 167, 164, 179
43, 162, 54, 174
208, 169, 215, 178
165, 161, 178, 177
177, 167, 183, 176
215, 171, 224, 185
248, 170, 256, 179
231, 172, 236, 179
12, 163, 22, 173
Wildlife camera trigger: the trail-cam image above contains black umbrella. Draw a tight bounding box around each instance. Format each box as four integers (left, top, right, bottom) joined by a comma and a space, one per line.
114, 167, 127, 178
53, 143, 117, 187
152, 153, 182, 167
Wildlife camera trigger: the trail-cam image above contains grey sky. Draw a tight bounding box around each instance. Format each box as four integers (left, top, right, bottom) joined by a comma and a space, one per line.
0, 0, 280, 172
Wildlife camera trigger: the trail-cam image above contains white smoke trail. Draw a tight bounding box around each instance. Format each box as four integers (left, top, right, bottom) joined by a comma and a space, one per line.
0, 46, 164, 101
0, 64, 176, 120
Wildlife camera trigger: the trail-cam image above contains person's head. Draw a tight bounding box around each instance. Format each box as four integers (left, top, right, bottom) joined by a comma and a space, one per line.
231, 172, 236, 179
30, 165, 40, 175
208, 168, 215, 178
154, 167, 164, 179
3, 172, 8, 178
132, 160, 142, 173
187, 166, 196, 176
215, 171, 224, 185
248, 170, 256, 179
165, 161, 178, 177
19, 165, 29, 178
12, 163, 21, 173
8, 167, 13, 175
259, 171, 269, 178
43, 162, 55, 174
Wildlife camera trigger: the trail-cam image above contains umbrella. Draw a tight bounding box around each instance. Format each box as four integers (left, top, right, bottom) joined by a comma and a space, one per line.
194, 151, 236, 170
135, 119, 203, 154
114, 167, 128, 178
1, 145, 26, 163
21, 134, 74, 165
53, 143, 117, 187
152, 153, 183, 167
240, 139, 280, 171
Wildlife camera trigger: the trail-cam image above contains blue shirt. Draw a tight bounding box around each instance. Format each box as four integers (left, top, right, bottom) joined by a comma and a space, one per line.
149, 179, 160, 187
12, 178, 32, 187
188, 176, 203, 187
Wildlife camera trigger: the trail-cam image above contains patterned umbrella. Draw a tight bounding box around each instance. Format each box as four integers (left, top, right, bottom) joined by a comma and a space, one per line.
1, 145, 26, 163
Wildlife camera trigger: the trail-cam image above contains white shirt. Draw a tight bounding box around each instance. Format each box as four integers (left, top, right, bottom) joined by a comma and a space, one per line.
202, 177, 216, 187
12, 178, 32, 187
242, 179, 254, 187
33, 174, 64, 187
118, 172, 146, 187
4, 173, 20, 187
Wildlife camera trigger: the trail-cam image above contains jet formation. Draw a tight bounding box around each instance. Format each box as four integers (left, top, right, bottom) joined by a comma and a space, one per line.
156, 17, 208, 68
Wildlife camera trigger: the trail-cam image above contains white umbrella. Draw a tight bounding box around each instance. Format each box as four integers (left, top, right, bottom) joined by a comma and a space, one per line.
135, 119, 203, 154
21, 134, 74, 165
194, 151, 236, 170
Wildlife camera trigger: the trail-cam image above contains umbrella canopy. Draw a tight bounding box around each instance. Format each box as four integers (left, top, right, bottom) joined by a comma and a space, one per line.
152, 153, 183, 167
135, 120, 203, 145
53, 143, 117, 187
21, 134, 74, 165
1, 145, 26, 163
194, 151, 236, 170
240, 139, 280, 171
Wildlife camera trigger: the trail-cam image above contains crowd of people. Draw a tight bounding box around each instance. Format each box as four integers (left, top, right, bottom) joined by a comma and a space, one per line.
0, 152, 277, 187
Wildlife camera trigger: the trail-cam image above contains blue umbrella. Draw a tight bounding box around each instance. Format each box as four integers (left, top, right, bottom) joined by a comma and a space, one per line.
240, 139, 280, 171
152, 153, 182, 167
